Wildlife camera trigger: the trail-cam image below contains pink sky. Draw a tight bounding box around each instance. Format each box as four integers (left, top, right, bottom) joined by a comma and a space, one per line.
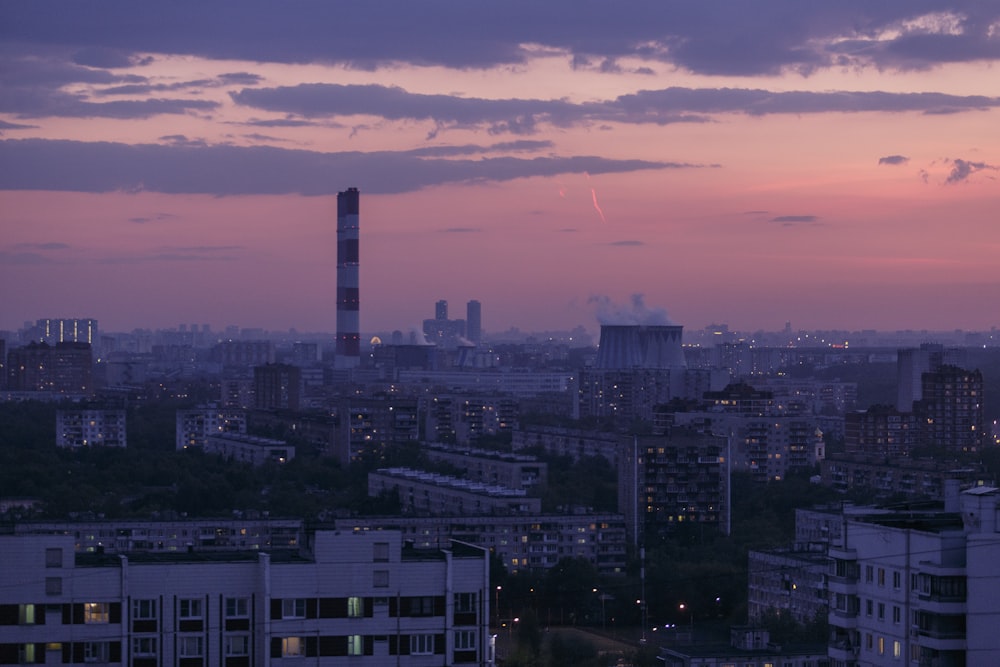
1, 2, 998, 335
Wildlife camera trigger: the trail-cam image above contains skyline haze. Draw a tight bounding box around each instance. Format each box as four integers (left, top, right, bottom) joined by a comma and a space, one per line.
1, 2, 998, 335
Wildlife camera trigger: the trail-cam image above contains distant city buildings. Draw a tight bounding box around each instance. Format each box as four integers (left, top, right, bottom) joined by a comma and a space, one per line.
175, 406, 247, 451
204, 433, 295, 467
6, 341, 92, 396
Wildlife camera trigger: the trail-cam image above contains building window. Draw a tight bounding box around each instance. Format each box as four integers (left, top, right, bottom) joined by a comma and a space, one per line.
84, 642, 108, 663
373, 570, 389, 588
878, 568, 885, 586
455, 592, 476, 613
893, 605, 901, 624
225, 635, 249, 656
410, 634, 434, 655
281, 637, 305, 657
18, 604, 37, 625
455, 630, 476, 650
179, 598, 202, 619
132, 637, 157, 657
45, 548, 62, 568
45, 577, 62, 596
373, 542, 389, 562
133, 599, 156, 620
893, 640, 901, 659
865, 565, 873, 583
347, 635, 363, 656
865, 633, 873, 650
893, 571, 901, 589
179, 636, 203, 658
225, 597, 249, 618
347, 597, 363, 618
865, 599, 873, 617
282, 599, 306, 619
878, 636, 885, 656
877, 603, 885, 621
411, 597, 435, 616
84, 603, 109, 624
19, 644, 37, 664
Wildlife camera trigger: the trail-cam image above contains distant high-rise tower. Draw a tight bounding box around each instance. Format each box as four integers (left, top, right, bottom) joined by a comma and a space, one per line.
466, 300, 482, 344
435, 300, 448, 321
336, 187, 360, 368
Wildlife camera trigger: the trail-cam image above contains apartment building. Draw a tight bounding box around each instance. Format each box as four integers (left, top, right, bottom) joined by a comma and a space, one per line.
0, 530, 491, 666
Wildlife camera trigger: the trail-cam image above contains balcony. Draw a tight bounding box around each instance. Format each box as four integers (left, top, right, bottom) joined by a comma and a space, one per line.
828, 607, 859, 629
828, 640, 860, 662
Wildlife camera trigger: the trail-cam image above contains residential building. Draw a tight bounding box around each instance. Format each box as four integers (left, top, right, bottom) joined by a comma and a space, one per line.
826, 486, 1000, 666
368, 468, 541, 516
176, 406, 247, 451
55, 409, 126, 449
0, 530, 491, 666
333, 513, 627, 575
424, 444, 547, 490
205, 433, 295, 467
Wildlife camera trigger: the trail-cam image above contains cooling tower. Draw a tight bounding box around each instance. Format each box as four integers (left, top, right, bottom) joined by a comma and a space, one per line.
595, 324, 686, 370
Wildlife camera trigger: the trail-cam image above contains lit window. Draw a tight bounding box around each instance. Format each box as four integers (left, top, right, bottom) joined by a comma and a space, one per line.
282, 599, 306, 619
84, 603, 109, 624
878, 636, 885, 656
281, 637, 304, 657
18, 604, 36, 625
893, 640, 901, 659
410, 634, 434, 655
347, 635, 363, 656
179, 599, 202, 619
348, 597, 363, 618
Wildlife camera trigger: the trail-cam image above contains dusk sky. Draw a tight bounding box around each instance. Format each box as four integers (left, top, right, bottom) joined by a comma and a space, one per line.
2, 1, 999, 337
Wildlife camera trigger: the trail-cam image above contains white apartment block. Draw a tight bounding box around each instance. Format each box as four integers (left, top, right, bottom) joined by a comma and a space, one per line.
827, 486, 1000, 666
56, 410, 126, 448
204, 433, 294, 467
332, 513, 628, 575
424, 445, 547, 490
0, 530, 491, 666
368, 468, 541, 516
176, 408, 247, 451
13, 519, 304, 554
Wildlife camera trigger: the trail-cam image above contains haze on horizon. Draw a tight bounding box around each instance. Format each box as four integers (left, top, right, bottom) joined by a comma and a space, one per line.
1, 1, 998, 335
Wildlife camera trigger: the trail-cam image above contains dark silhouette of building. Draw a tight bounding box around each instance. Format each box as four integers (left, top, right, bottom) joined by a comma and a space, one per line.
466, 300, 482, 344
845, 404, 920, 456
253, 363, 302, 411
916, 365, 984, 452
7, 341, 92, 395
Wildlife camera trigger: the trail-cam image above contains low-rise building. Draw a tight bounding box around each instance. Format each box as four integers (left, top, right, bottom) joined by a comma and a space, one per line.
424, 444, 547, 490
369, 468, 541, 516
205, 433, 294, 467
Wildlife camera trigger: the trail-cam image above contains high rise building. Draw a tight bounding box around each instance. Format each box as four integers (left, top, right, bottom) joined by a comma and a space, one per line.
916, 365, 984, 452
34, 318, 98, 346
466, 300, 481, 344
435, 300, 448, 321
335, 187, 360, 369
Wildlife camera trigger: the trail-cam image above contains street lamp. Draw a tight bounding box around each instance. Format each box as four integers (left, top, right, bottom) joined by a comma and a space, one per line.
495, 586, 502, 628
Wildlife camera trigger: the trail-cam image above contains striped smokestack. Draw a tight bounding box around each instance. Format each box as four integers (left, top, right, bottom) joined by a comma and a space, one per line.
336, 187, 360, 368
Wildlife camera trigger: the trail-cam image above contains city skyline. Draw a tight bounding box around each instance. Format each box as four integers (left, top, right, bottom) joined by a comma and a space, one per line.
2, 2, 999, 335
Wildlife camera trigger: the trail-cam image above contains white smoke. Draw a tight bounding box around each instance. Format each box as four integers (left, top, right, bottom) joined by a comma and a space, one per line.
589, 293, 674, 326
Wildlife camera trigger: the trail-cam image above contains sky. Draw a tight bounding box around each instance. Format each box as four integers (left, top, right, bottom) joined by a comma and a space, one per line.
1, 1, 999, 337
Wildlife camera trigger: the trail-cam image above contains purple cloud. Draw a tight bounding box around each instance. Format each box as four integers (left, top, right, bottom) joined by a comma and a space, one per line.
878, 155, 909, 165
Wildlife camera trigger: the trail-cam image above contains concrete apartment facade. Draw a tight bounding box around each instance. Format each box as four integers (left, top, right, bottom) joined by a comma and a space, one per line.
0, 530, 492, 666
